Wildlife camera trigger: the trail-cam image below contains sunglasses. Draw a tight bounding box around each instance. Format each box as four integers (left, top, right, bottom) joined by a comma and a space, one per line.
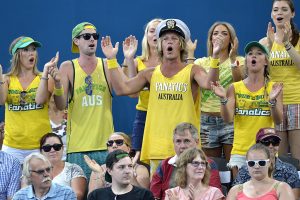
77, 33, 99, 40
42, 143, 63, 152
247, 159, 269, 167
260, 138, 280, 146
20, 91, 27, 106
106, 139, 125, 147
189, 161, 207, 168
85, 75, 93, 96
30, 166, 53, 175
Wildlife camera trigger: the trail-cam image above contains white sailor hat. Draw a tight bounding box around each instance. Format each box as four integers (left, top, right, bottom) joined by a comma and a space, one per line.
156, 19, 191, 42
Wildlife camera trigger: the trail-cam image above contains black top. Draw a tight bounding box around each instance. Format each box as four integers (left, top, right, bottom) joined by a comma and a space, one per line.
88, 186, 154, 200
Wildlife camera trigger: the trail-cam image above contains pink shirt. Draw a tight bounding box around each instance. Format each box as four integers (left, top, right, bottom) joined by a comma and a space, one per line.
237, 189, 277, 200
165, 186, 224, 200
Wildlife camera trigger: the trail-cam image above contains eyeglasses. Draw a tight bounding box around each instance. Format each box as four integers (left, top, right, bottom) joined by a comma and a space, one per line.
260, 138, 280, 146
247, 159, 269, 167
106, 139, 125, 147
41, 143, 63, 152
30, 166, 53, 175
189, 161, 207, 168
85, 75, 93, 96
20, 91, 27, 106
77, 33, 99, 40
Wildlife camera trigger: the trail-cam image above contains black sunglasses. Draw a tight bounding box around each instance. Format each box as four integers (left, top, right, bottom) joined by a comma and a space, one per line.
85, 75, 93, 96
247, 159, 269, 167
77, 33, 99, 40
42, 143, 63, 152
106, 139, 125, 147
260, 138, 280, 146
30, 166, 53, 175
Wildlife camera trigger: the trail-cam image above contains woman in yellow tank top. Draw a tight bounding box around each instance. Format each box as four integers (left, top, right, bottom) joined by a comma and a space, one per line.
212, 41, 283, 179
260, 0, 300, 166
122, 19, 162, 165
0, 36, 64, 163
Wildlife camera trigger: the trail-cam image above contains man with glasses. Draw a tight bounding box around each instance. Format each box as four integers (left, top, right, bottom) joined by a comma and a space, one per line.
150, 122, 221, 200
57, 22, 114, 180
233, 127, 300, 199
13, 152, 76, 200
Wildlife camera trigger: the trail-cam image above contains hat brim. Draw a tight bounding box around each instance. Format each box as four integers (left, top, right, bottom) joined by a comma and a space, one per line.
20, 41, 42, 49
159, 27, 185, 39
244, 41, 268, 55
258, 134, 281, 142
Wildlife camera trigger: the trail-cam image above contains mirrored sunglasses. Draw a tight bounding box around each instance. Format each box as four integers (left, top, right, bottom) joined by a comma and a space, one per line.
30, 166, 53, 175
106, 139, 125, 147
77, 33, 99, 40
247, 159, 269, 167
42, 143, 63, 152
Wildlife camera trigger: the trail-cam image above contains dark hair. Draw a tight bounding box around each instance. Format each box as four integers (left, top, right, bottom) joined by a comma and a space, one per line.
39, 132, 63, 151
272, 0, 299, 46
106, 149, 130, 170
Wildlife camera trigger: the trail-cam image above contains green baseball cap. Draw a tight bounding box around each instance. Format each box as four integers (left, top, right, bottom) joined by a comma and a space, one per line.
11, 37, 42, 55
71, 22, 96, 53
244, 41, 269, 56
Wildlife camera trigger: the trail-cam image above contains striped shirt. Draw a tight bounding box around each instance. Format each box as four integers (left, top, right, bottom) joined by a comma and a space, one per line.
12, 183, 76, 200
0, 151, 21, 199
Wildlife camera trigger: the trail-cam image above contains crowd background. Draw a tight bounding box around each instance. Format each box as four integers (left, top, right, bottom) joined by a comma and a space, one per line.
0, 0, 300, 133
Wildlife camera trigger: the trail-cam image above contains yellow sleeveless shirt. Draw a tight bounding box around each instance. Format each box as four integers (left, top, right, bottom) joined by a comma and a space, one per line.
67, 58, 114, 153
135, 57, 149, 111
140, 64, 200, 163
4, 75, 50, 149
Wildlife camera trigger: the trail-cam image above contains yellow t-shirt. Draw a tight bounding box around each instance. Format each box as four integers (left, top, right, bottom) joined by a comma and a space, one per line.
270, 39, 300, 104
136, 57, 149, 111
195, 56, 245, 112
232, 80, 274, 156
140, 64, 200, 163
67, 58, 114, 153
4, 75, 51, 149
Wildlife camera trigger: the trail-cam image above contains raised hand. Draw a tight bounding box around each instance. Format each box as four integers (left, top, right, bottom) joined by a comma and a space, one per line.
101, 36, 119, 59
212, 35, 225, 58
269, 82, 283, 101
267, 22, 275, 47
186, 39, 198, 53
275, 21, 291, 44
229, 37, 239, 63
165, 189, 180, 200
211, 81, 226, 98
123, 35, 138, 59
45, 52, 60, 82
84, 155, 104, 173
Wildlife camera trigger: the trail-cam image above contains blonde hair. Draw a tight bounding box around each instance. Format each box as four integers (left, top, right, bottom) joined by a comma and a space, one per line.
175, 148, 211, 188
140, 18, 163, 61
207, 22, 237, 57
7, 36, 40, 76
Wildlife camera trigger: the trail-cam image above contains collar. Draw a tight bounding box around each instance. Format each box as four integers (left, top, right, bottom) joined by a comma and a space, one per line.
168, 155, 178, 167
0, 151, 3, 164
27, 183, 56, 199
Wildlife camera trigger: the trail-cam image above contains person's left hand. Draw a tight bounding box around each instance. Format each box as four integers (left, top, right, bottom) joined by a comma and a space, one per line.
84, 155, 103, 173
269, 82, 283, 101
229, 37, 239, 63
101, 36, 119, 59
165, 189, 180, 200
187, 184, 195, 200
123, 35, 138, 59
46, 52, 60, 82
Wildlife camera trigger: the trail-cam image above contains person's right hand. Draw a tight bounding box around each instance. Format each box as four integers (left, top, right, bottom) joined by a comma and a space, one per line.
211, 81, 226, 98
84, 155, 103, 173
267, 22, 275, 47
212, 35, 225, 58
123, 35, 138, 59
0, 64, 3, 76
101, 36, 119, 59
186, 39, 198, 53
165, 189, 180, 200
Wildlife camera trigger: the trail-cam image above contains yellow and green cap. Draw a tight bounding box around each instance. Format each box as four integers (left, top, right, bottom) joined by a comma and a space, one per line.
11, 37, 42, 55
71, 22, 96, 53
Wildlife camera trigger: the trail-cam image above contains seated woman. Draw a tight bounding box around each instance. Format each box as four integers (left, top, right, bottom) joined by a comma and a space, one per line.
227, 143, 295, 200
85, 132, 150, 194
40, 133, 87, 200
165, 147, 224, 200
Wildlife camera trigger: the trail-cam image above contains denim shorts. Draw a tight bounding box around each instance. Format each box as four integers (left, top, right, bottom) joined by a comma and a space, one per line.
67, 150, 108, 181
131, 110, 147, 151
200, 113, 234, 148
276, 104, 300, 131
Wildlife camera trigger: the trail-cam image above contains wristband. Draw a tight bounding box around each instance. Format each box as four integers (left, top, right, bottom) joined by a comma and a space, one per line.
0, 81, 5, 85
284, 41, 292, 51
186, 57, 196, 61
107, 59, 119, 69
220, 98, 228, 105
268, 99, 277, 108
210, 58, 220, 69
54, 85, 64, 96
41, 76, 49, 80
231, 60, 239, 69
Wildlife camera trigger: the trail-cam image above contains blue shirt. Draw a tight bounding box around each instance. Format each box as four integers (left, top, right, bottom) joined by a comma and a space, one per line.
12, 183, 76, 200
233, 158, 300, 188
0, 151, 21, 199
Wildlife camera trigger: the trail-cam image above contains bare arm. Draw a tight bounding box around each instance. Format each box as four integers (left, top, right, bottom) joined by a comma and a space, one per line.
226, 185, 239, 200
269, 83, 283, 124
0, 65, 8, 105
130, 164, 150, 189
278, 182, 296, 200
101, 36, 151, 95
70, 177, 87, 200
230, 37, 244, 82
185, 39, 198, 64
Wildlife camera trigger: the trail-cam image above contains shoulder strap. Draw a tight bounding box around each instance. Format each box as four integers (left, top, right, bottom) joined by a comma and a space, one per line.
273, 181, 280, 190
101, 58, 113, 97
238, 184, 243, 192
68, 60, 75, 103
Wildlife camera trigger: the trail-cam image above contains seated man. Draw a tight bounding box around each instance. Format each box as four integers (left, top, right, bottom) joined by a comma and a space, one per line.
0, 148, 21, 200
150, 122, 222, 200
233, 127, 300, 199
13, 153, 76, 200
88, 149, 154, 200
